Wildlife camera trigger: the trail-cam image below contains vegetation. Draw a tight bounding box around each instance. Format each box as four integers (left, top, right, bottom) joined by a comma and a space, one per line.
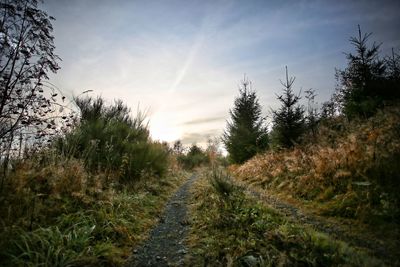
0, 0, 73, 185
222, 78, 268, 164
211, 26, 400, 265
225, 28, 400, 225
0, 0, 61, 140
56, 96, 169, 182
0, 152, 186, 266
0, 93, 186, 266
231, 106, 400, 223
271, 67, 305, 148
177, 144, 209, 170
187, 170, 384, 266
331, 25, 400, 119
1, 0, 399, 264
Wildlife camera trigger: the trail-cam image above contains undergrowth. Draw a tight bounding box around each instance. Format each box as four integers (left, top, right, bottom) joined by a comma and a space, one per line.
0, 153, 186, 266
230, 107, 400, 224
187, 170, 384, 266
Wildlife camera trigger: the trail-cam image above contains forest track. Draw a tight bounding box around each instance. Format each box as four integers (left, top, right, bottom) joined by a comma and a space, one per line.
240, 183, 400, 265
126, 173, 197, 267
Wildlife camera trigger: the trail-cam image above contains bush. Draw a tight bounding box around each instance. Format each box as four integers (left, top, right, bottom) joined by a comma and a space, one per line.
56, 96, 169, 182
177, 144, 209, 169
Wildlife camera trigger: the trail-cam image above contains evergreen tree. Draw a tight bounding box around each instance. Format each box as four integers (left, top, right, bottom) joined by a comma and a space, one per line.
272, 67, 305, 148
384, 48, 400, 99
222, 77, 268, 164
386, 48, 400, 81
304, 88, 319, 139
335, 25, 386, 118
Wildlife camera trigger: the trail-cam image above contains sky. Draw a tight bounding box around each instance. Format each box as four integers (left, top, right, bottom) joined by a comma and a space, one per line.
42, 0, 400, 148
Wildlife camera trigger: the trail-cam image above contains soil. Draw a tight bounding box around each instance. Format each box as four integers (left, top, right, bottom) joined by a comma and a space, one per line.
126, 174, 197, 267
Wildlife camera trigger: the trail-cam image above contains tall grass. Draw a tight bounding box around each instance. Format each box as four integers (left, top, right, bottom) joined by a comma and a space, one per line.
0, 153, 185, 266
3, 224, 98, 267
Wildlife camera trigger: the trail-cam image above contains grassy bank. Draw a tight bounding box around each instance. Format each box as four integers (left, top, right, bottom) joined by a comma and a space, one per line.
0, 153, 187, 267
186, 170, 385, 266
230, 107, 400, 225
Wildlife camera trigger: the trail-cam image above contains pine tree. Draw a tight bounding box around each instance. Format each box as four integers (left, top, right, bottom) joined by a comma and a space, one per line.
335, 25, 386, 118
271, 67, 305, 148
384, 48, 400, 100
222, 77, 268, 164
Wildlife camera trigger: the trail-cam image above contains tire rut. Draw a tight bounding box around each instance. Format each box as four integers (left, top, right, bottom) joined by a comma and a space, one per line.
240, 183, 399, 264
126, 174, 197, 267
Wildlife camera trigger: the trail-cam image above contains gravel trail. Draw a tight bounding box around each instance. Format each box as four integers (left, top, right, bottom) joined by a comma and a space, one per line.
126, 174, 197, 267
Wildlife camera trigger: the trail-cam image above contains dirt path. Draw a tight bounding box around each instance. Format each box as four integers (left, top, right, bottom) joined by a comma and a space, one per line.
126, 174, 197, 267
240, 183, 399, 264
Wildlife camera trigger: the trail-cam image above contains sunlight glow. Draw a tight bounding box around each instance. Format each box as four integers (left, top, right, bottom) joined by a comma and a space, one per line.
149, 31, 205, 142
150, 112, 182, 142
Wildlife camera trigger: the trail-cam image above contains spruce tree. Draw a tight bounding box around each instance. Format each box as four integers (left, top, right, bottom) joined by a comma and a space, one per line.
271, 67, 305, 148
335, 25, 386, 118
222, 78, 268, 164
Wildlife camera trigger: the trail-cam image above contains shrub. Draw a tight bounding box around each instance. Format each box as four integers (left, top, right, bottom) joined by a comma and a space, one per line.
177, 144, 209, 169
56, 96, 169, 182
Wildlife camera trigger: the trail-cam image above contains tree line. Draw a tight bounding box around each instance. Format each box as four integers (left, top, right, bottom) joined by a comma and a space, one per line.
223, 25, 400, 164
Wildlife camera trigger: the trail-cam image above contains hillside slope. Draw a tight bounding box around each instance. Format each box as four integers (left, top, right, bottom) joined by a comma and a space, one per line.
231, 107, 400, 223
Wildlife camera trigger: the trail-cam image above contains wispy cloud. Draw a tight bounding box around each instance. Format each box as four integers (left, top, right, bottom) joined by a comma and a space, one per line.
182, 116, 226, 126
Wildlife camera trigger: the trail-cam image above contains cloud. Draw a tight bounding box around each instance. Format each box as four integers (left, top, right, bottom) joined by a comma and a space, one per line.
182, 116, 226, 126
181, 129, 222, 145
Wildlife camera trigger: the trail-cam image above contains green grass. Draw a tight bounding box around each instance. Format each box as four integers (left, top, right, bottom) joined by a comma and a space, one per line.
0, 96, 187, 266
0, 157, 187, 266
187, 170, 384, 266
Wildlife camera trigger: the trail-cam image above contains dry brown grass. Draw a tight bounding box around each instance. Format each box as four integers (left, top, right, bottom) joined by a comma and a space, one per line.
230, 107, 400, 222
